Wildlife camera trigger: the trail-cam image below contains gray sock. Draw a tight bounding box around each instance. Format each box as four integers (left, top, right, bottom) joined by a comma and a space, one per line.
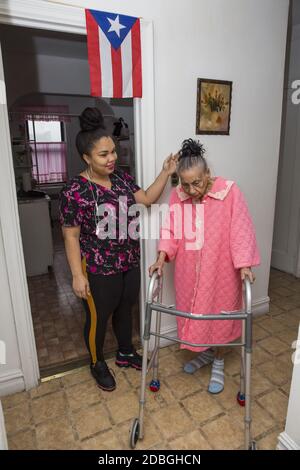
183, 349, 214, 374
208, 358, 224, 394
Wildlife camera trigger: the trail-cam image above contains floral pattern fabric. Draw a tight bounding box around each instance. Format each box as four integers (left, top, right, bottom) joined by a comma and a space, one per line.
59, 170, 141, 275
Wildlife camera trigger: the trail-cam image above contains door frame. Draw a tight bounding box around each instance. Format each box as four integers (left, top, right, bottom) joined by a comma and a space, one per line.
0, 0, 156, 389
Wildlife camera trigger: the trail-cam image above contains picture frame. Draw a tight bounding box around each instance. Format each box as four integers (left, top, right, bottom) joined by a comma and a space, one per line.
196, 78, 232, 135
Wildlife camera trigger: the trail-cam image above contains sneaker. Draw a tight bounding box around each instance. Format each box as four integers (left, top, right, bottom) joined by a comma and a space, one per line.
115, 349, 143, 370
90, 361, 116, 391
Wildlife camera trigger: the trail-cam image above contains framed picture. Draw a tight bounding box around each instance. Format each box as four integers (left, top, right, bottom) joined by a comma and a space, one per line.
196, 78, 232, 135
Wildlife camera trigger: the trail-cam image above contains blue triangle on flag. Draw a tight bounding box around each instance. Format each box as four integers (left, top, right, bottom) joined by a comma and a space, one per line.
89, 10, 138, 50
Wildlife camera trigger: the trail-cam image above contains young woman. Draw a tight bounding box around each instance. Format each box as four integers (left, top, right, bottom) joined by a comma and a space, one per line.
60, 107, 177, 391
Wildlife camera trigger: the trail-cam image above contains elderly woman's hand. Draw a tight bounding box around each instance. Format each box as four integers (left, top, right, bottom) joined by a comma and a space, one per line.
149, 260, 165, 277
149, 252, 167, 277
162, 153, 179, 176
240, 267, 255, 284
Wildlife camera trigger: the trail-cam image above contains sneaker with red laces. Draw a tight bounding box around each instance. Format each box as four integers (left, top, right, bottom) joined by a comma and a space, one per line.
115, 349, 143, 370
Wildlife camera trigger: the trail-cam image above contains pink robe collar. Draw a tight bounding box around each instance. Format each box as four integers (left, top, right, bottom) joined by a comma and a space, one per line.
176, 176, 234, 202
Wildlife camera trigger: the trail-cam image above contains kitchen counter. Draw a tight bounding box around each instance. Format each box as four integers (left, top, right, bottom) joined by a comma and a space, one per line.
18, 196, 53, 276
18, 195, 51, 204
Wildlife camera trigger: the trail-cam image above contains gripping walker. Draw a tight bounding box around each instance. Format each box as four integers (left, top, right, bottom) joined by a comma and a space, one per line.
130, 271, 256, 450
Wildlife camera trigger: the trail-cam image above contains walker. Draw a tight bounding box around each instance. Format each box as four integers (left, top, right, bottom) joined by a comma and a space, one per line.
130, 271, 256, 450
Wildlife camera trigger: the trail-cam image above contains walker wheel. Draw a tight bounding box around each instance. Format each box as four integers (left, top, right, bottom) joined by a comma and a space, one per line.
237, 391, 245, 407
249, 441, 257, 450
149, 379, 160, 392
129, 418, 140, 449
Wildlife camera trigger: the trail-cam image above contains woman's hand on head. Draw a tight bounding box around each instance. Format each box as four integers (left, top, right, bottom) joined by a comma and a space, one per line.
162, 153, 179, 176
240, 267, 255, 284
72, 273, 91, 299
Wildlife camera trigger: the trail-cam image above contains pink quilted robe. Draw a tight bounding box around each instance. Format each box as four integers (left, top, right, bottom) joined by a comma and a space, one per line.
158, 177, 260, 352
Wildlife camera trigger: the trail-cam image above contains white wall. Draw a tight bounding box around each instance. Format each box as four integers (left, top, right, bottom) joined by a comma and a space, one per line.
272, 22, 300, 277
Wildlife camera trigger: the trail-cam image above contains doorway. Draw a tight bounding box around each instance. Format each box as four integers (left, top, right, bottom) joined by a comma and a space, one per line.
271, 0, 300, 279
0, 2, 155, 390
1, 23, 141, 377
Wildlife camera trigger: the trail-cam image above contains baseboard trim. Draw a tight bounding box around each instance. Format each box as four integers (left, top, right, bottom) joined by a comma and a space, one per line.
252, 296, 270, 317
277, 431, 300, 450
0, 369, 25, 397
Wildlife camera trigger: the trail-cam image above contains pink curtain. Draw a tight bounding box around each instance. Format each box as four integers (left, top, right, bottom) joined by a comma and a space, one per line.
32, 143, 67, 183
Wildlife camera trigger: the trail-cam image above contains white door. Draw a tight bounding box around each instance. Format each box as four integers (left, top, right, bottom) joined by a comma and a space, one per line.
0, 42, 40, 394
271, 25, 300, 277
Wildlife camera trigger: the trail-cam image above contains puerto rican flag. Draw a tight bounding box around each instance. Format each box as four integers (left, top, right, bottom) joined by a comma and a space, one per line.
85, 9, 142, 98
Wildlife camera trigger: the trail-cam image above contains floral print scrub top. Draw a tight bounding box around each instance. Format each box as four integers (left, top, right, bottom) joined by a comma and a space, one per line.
59, 170, 141, 275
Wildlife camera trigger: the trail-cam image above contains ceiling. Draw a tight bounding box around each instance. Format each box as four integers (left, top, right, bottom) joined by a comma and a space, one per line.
292, 0, 300, 25
0, 24, 88, 59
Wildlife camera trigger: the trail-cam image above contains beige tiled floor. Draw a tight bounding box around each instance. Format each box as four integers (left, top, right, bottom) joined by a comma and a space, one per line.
2, 268, 299, 450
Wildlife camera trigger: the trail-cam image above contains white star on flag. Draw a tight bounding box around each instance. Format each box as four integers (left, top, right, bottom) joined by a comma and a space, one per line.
107, 15, 126, 37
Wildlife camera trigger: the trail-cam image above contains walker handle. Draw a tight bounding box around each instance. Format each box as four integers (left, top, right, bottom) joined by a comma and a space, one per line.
148, 271, 252, 313
147, 270, 161, 303
244, 276, 252, 315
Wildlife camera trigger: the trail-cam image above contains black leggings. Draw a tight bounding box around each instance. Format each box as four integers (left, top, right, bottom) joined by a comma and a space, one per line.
82, 267, 141, 363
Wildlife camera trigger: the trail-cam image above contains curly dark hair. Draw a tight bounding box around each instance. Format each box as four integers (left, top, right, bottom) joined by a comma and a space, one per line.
179, 138, 205, 160
76, 107, 111, 157
177, 139, 208, 173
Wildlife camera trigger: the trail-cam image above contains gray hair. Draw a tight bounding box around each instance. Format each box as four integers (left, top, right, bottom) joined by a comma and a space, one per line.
177, 155, 208, 174
177, 139, 208, 175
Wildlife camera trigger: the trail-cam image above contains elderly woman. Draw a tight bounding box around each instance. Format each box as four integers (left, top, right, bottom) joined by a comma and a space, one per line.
149, 139, 260, 394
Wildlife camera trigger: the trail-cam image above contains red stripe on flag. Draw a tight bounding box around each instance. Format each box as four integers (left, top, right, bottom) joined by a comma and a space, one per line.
85, 10, 102, 96
111, 47, 123, 98
131, 19, 142, 97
